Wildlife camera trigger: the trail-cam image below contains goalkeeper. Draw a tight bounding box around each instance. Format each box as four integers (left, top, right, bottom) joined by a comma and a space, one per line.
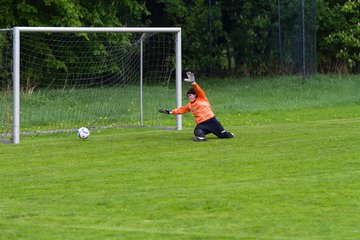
159, 72, 234, 141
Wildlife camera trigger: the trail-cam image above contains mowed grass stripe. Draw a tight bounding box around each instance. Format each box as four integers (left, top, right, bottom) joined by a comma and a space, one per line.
1, 115, 359, 239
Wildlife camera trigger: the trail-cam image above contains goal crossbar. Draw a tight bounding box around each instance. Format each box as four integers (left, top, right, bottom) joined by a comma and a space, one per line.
15, 27, 181, 33
11, 27, 182, 144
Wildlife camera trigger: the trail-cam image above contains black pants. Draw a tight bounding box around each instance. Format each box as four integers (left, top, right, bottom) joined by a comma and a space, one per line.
194, 117, 233, 139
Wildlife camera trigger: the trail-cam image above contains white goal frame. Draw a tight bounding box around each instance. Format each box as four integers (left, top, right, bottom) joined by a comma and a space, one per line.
12, 27, 182, 144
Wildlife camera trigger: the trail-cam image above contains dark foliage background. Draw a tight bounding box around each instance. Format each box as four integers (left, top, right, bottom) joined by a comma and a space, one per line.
0, 0, 358, 77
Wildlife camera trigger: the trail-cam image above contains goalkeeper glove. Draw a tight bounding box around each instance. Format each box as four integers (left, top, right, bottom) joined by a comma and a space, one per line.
184, 71, 195, 83
159, 109, 171, 114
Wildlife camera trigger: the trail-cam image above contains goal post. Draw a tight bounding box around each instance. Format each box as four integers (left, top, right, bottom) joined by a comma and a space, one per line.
4, 27, 182, 144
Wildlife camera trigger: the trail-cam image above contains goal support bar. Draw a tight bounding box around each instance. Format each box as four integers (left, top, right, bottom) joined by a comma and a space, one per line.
12, 27, 182, 144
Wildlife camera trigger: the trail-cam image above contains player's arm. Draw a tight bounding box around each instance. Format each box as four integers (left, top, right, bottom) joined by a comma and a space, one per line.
184, 71, 206, 99
159, 109, 172, 114
159, 104, 191, 115
184, 72, 206, 99
170, 104, 191, 115
192, 82, 206, 99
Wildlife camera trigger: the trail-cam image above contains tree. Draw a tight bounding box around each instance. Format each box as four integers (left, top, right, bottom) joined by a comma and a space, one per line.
323, 0, 359, 73
220, 0, 279, 76
0, 0, 149, 89
146, 0, 226, 76
1, 0, 358, 77
0, 0, 148, 28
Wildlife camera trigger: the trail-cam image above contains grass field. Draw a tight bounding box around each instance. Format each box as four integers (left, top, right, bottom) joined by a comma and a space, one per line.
1, 74, 359, 239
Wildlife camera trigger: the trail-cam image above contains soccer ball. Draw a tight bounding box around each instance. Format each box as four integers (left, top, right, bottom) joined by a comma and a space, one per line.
77, 127, 90, 139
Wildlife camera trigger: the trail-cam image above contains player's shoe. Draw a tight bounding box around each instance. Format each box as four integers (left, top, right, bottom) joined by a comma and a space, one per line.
192, 136, 206, 142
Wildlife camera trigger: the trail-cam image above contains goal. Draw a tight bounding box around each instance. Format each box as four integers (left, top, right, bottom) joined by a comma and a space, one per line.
0, 27, 182, 144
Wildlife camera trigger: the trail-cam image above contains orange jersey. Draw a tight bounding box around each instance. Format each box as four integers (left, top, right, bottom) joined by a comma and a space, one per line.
171, 83, 215, 125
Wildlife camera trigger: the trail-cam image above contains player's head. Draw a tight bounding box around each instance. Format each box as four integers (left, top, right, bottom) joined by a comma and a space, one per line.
187, 88, 197, 102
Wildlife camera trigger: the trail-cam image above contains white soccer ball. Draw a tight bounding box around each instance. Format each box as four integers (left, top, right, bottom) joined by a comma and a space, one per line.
77, 127, 90, 139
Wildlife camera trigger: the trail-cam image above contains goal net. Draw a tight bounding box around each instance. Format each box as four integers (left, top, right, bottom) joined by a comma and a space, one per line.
1, 27, 182, 143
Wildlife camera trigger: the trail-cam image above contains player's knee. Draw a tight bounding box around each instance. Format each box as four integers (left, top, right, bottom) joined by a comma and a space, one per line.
194, 128, 205, 137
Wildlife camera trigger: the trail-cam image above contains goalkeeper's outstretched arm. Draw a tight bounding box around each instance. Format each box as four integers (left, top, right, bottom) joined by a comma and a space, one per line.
159, 109, 171, 114
159, 105, 191, 115
159, 71, 197, 116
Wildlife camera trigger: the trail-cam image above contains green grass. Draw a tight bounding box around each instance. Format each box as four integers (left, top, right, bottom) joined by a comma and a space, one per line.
1, 74, 360, 239
2, 73, 359, 133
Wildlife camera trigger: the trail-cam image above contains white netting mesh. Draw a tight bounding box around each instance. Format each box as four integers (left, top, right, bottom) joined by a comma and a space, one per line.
1, 29, 179, 141
0, 30, 13, 142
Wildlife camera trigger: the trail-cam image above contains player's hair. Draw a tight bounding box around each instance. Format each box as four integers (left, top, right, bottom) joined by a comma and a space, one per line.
187, 88, 197, 96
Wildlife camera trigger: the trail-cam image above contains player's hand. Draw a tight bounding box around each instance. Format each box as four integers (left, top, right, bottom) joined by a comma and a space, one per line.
159, 109, 171, 114
184, 71, 195, 83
